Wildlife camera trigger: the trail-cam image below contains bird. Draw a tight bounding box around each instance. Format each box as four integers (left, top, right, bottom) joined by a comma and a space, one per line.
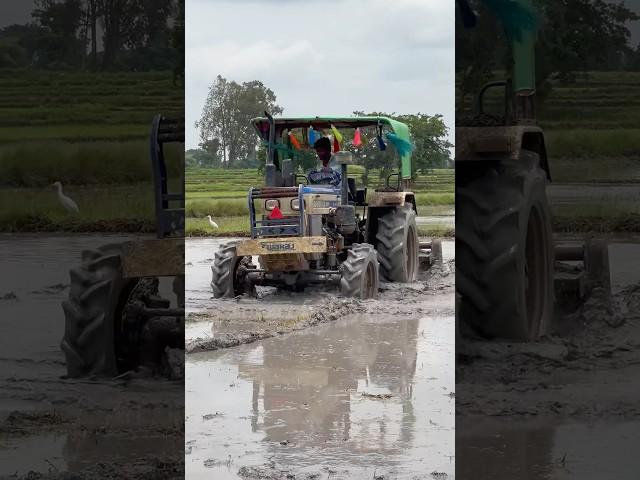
52, 181, 79, 214
206, 215, 219, 229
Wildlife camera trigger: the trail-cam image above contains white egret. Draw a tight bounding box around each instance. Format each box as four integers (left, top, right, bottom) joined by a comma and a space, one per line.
52, 181, 79, 214
206, 215, 219, 229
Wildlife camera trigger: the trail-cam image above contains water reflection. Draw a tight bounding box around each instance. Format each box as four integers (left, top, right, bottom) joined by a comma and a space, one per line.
186, 314, 454, 479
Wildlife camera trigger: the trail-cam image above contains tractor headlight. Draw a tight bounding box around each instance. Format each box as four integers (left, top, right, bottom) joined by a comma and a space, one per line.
265, 199, 279, 211
291, 198, 300, 211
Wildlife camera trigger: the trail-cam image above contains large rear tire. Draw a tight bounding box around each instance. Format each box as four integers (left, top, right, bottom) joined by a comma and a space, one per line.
375, 206, 419, 282
61, 245, 129, 377
456, 151, 554, 341
340, 243, 380, 299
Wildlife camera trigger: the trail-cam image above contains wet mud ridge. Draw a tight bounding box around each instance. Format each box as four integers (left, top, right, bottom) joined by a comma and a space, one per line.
457, 282, 640, 419
186, 258, 455, 354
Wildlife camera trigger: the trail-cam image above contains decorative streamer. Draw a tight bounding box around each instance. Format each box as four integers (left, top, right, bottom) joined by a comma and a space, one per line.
333, 136, 340, 152
377, 134, 386, 151
308, 126, 316, 145
330, 125, 343, 143
385, 132, 415, 156
482, 0, 538, 41
352, 128, 362, 147
289, 131, 301, 150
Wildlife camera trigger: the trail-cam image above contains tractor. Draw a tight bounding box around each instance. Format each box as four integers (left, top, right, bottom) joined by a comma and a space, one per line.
456, 0, 610, 341
60, 115, 185, 378
210, 114, 438, 299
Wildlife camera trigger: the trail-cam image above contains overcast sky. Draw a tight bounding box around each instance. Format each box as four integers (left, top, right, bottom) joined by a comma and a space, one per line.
185, 0, 455, 149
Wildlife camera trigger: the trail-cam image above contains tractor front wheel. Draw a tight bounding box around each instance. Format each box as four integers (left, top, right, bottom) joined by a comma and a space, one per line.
211, 242, 255, 297
340, 243, 380, 299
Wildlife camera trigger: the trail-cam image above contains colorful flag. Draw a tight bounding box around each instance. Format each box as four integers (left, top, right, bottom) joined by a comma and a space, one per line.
308, 126, 316, 145
330, 125, 343, 143
353, 128, 362, 147
289, 131, 301, 150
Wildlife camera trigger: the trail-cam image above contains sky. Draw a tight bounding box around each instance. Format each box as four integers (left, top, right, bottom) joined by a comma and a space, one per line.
185, 0, 455, 149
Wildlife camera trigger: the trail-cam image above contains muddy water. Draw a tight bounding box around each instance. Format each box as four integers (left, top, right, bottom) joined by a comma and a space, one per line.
608, 242, 640, 292
186, 313, 455, 479
0, 234, 183, 476
185, 237, 455, 346
457, 418, 640, 479
458, 239, 640, 480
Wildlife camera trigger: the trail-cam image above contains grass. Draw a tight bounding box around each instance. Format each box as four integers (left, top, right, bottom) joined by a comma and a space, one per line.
0, 70, 183, 231
185, 215, 455, 238
185, 166, 455, 238
0, 141, 184, 187
0, 70, 182, 135
0, 182, 184, 232
549, 156, 640, 184
545, 129, 640, 159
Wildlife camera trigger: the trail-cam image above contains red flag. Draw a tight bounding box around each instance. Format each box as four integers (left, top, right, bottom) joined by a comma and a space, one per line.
333, 137, 340, 152
289, 132, 301, 150
269, 206, 283, 219
353, 128, 362, 147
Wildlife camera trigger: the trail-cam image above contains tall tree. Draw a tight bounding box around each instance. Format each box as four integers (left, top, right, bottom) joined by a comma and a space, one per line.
196, 75, 283, 167
32, 0, 85, 68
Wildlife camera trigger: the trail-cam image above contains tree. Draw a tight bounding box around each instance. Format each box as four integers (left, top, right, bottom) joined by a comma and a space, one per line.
32, 0, 85, 68
456, 0, 639, 105
396, 113, 453, 175
196, 75, 283, 167
186, 148, 219, 168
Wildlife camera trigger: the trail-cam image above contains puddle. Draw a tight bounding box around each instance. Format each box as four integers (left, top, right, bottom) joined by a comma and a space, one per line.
0, 431, 182, 475
186, 313, 455, 479
457, 419, 640, 480
608, 243, 640, 293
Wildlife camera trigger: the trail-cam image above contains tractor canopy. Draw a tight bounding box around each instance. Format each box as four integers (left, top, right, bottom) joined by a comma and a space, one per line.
251, 115, 413, 180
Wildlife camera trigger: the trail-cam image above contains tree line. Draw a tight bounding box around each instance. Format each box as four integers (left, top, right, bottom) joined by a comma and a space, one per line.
190, 75, 453, 176
0, 0, 184, 73
457, 0, 640, 103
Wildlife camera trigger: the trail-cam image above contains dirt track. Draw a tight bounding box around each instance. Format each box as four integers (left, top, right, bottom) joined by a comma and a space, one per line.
456, 238, 640, 479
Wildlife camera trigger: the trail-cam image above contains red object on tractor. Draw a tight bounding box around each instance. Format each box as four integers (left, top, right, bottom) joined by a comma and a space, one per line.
269, 206, 284, 220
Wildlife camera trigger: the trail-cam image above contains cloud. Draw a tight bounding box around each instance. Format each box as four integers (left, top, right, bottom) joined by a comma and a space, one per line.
186, 0, 454, 149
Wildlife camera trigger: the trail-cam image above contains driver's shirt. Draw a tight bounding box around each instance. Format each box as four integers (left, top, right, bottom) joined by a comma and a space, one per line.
308, 164, 341, 187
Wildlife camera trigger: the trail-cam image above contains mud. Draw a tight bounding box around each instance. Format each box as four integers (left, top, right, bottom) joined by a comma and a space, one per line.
185, 237, 455, 351
0, 234, 183, 479
185, 237, 455, 479
456, 238, 640, 478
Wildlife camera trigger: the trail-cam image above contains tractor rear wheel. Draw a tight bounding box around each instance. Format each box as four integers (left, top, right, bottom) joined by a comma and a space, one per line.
375, 206, 419, 282
340, 243, 380, 299
61, 244, 174, 377
456, 151, 554, 341
61, 244, 124, 377
211, 241, 254, 297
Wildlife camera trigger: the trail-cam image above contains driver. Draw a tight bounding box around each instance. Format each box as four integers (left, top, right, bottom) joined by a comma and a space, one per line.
308, 136, 341, 187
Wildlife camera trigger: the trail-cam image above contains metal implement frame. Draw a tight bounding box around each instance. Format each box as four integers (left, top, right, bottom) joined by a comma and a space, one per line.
150, 115, 185, 239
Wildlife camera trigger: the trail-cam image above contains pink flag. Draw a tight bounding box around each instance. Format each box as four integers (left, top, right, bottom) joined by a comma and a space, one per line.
353, 128, 362, 147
